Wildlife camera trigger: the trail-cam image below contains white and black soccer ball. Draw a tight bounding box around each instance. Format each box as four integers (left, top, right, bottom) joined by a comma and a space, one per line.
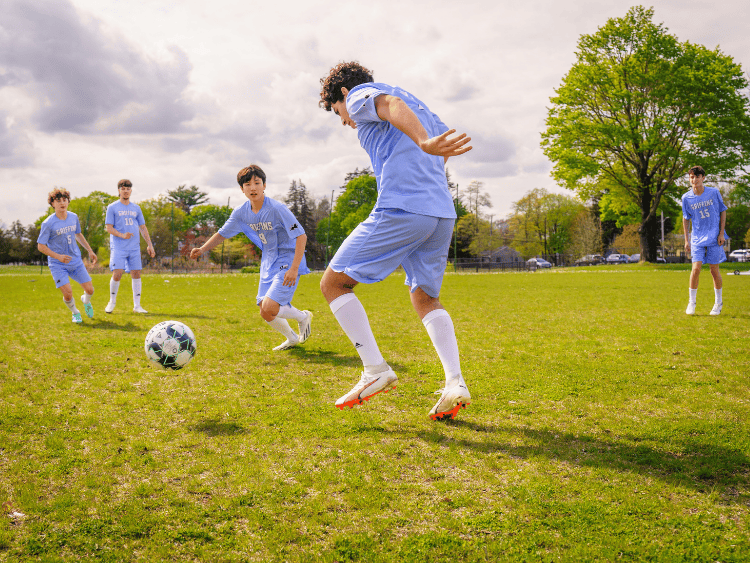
144, 320, 197, 370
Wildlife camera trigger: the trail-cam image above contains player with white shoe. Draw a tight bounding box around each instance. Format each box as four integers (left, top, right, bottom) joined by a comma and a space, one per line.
104, 179, 155, 314
37, 188, 98, 324
682, 165, 727, 316
190, 165, 312, 350
319, 61, 472, 420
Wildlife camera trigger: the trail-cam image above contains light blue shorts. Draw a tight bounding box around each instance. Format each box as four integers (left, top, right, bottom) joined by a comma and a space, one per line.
110, 248, 142, 272
329, 208, 454, 298
256, 268, 300, 307
691, 245, 726, 265
49, 259, 92, 288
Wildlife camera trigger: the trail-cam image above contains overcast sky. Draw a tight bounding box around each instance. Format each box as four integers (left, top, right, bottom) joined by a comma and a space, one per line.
1, 0, 749, 228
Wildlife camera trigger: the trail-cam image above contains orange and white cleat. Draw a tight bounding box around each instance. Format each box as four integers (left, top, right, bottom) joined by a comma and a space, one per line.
335, 368, 398, 410
429, 382, 471, 421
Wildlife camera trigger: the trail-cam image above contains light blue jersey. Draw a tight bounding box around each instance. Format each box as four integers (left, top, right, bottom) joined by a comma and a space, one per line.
37, 211, 83, 266
218, 197, 310, 284
682, 186, 727, 247
106, 201, 145, 252
346, 82, 456, 219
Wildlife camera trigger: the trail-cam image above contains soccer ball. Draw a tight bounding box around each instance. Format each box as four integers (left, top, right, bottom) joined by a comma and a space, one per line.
144, 320, 197, 370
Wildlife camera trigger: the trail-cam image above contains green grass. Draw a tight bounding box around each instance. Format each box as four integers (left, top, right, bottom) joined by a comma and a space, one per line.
1, 267, 749, 562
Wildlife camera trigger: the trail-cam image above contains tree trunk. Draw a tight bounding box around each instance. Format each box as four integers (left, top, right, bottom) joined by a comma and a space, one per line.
639, 190, 660, 261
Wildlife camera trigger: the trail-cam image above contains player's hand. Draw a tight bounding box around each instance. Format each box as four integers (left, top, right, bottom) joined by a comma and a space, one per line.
419, 129, 472, 157
58, 254, 72, 264
282, 267, 298, 287
122, 232, 133, 240
89, 252, 98, 265
684, 243, 691, 255
718, 234, 725, 246
147, 245, 156, 258
190, 248, 203, 260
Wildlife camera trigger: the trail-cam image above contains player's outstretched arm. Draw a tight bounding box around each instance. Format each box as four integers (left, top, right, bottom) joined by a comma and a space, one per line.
75, 233, 98, 265
190, 233, 226, 260
374, 95, 472, 158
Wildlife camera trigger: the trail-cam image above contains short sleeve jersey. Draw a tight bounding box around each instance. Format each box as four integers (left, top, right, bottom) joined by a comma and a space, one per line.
346, 82, 456, 219
681, 186, 727, 247
218, 197, 310, 282
37, 211, 83, 266
106, 201, 145, 252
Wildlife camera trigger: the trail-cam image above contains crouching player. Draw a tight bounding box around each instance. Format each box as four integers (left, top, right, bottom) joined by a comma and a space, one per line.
190, 165, 313, 349
37, 188, 98, 323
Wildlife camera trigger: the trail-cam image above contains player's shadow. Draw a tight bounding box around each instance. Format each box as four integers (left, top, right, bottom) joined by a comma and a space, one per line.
412, 420, 750, 494
190, 418, 249, 437
84, 320, 142, 332
285, 347, 407, 373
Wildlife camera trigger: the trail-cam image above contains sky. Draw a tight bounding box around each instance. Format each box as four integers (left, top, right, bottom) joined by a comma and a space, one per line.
1, 0, 749, 228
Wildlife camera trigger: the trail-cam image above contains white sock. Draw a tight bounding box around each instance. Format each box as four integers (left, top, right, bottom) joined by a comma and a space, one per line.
715, 288, 722, 304
329, 293, 385, 367
422, 309, 463, 387
64, 298, 79, 314
277, 304, 306, 322
132, 279, 142, 307
81, 291, 92, 304
266, 317, 298, 341
689, 288, 697, 303
109, 279, 120, 304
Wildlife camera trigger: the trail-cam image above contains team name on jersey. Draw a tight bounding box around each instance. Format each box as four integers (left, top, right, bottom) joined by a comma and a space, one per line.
249, 222, 273, 232
55, 225, 77, 236
690, 199, 714, 211
118, 210, 138, 217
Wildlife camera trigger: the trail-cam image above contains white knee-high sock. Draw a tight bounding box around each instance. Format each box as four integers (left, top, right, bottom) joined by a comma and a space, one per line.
277, 304, 306, 322
329, 293, 385, 367
715, 288, 722, 304
689, 288, 697, 303
422, 309, 463, 387
109, 279, 120, 304
266, 317, 298, 340
81, 291, 92, 304
64, 298, 79, 314
132, 279, 142, 307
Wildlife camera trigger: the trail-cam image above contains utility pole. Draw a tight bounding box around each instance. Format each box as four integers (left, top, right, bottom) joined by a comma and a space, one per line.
660, 210, 665, 259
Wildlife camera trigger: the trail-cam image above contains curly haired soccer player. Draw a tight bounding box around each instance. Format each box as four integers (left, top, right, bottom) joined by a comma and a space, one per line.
319, 61, 473, 420
37, 188, 99, 323
104, 179, 156, 314
682, 165, 728, 316
190, 165, 313, 350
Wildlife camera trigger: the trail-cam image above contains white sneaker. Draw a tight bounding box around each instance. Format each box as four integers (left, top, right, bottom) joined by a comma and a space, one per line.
335, 368, 398, 409
105, 302, 116, 314
273, 336, 300, 351
710, 302, 723, 316
298, 311, 313, 343
133, 306, 148, 314
429, 381, 471, 421
685, 302, 696, 315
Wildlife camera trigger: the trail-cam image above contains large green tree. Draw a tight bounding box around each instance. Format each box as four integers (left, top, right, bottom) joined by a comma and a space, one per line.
167, 185, 209, 215
541, 6, 750, 261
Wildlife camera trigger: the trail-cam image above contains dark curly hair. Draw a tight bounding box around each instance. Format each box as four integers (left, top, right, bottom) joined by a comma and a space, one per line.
319, 61, 374, 111
688, 165, 706, 177
47, 187, 71, 206
237, 164, 267, 187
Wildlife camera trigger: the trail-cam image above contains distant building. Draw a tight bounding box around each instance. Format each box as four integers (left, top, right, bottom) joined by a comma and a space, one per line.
480, 246, 524, 264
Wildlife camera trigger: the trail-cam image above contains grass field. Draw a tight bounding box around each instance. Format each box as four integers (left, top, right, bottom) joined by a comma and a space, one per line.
1, 265, 749, 562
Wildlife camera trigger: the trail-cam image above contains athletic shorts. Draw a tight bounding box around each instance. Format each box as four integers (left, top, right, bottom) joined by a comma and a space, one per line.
49, 259, 91, 288
691, 245, 726, 265
256, 268, 300, 307
110, 248, 142, 272
329, 208, 454, 298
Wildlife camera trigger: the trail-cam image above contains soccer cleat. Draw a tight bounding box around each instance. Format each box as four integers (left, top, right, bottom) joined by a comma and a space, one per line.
133, 306, 148, 314
429, 383, 471, 421
82, 295, 94, 319
685, 302, 696, 315
105, 301, 116, 314
335, 368, 398, 409
710, 302, 723, 316
298, 311, 313, 343
273, 336, 300, 351
72, 312, 83, 324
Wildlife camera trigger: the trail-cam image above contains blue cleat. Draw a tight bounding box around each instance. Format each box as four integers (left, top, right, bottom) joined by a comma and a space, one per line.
82, 295, 94, 319
72, 313, 83, 324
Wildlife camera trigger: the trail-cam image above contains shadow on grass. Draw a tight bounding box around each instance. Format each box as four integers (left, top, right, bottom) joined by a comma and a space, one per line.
83, 320, 142, 332
190, 418, 249, 436
284, 346, 407, 373
416, 420, 750, 492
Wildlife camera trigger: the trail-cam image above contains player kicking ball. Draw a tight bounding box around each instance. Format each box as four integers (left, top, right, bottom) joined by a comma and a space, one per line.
37, 188, 98, 324
190, 165, 313, 350
682, 165, 728, 316
318, 61, 473, 420
104, 179, 156, 314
